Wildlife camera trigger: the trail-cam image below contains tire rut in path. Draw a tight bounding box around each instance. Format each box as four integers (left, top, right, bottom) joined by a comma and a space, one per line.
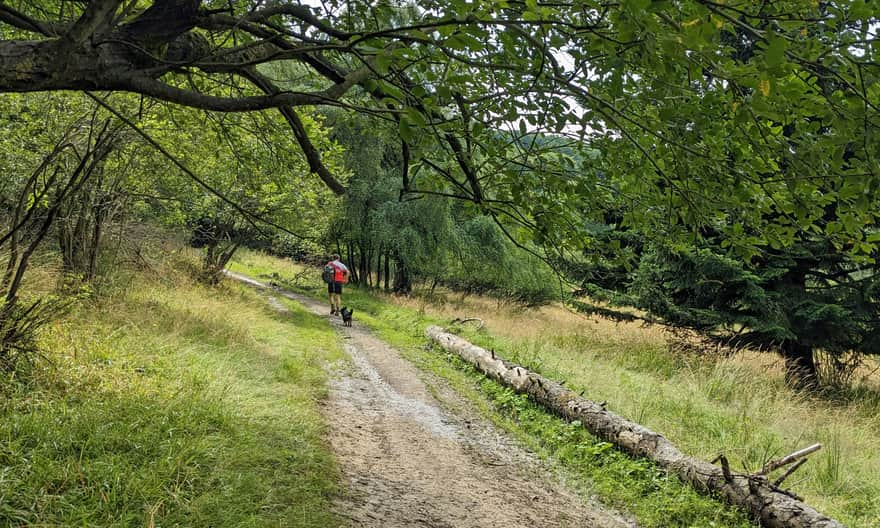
231, 273, 633, 528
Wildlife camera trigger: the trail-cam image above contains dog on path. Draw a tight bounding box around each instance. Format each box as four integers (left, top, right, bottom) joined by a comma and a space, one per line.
340, 306, 354, 327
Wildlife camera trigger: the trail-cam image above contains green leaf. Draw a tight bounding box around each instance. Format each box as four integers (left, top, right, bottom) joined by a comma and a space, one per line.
444, 33, 482, 51
398, 118, 413, 142
404, 107, 427, 127
436, 85, 452, 101
763, 36, 787, 68
375, 52, 393, 75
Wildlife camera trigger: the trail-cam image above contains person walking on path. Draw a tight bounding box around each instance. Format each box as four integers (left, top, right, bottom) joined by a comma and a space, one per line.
324, 254, 349, 315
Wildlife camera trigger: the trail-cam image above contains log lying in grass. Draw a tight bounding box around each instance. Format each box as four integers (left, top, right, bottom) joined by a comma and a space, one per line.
425, 326, 843, 528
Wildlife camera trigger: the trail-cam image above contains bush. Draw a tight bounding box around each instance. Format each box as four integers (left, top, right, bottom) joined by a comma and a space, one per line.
0, 297, 68, 379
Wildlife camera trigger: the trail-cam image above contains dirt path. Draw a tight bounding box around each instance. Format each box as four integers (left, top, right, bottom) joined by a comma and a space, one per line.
230, 273, 633, 528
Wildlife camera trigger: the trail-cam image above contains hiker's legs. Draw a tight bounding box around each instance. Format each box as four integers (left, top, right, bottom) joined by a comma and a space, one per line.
329, 283, 342, 314
328, 284, 336, 313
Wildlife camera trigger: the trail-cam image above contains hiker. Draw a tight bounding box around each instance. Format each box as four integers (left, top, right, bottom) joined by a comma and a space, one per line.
323, 254, 349, 315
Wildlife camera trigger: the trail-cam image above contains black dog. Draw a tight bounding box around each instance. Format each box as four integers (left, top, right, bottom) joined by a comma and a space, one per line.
340, 306, 353, 327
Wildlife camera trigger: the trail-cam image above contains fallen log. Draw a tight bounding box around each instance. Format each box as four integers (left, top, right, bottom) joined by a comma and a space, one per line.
426, 326, 844, 528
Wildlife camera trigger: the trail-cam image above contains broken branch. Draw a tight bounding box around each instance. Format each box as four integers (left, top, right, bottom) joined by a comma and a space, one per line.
759, 444, 822, 476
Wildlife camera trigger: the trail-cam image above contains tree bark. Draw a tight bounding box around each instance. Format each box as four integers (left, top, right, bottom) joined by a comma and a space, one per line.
426, 326, 844, 528
384, 250, 390, 291
782, 342, 818, 391
393, 250, 411, 294
366, 246, 374, 288
359, 242, 368, 288
376, 249, 383, 289
346, 243, 358, 285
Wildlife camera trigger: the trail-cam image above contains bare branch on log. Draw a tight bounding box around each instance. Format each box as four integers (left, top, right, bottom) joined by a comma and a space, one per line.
711, 454, 734, 483
759, 444, 822, 476
774, 458, 809, 488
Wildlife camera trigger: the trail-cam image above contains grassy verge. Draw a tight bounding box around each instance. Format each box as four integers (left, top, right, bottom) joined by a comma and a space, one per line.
230, 250, 756, 527
1, 252, 344, 527
233, 249, 880, 527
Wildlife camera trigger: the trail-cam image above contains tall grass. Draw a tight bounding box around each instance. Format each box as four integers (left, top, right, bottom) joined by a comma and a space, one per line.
476, 332, 880, 526
233, 249, 880, 528
1, 248, 344, 527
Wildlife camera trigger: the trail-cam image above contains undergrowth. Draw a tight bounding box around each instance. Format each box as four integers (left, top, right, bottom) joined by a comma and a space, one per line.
1, 248, 344, 527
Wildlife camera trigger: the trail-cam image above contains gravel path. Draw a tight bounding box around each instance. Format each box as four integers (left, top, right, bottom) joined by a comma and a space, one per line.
229, 272, 634, 528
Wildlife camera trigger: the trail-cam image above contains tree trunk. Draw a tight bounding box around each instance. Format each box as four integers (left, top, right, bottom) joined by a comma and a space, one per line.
202, 239, 239, 285
393, 250, 411, 294
376, 249, 383, 290
775, 267, 819, 390
426, 326, 844, 528
367, 246, 375, 288
87, 199, 105, 282
384, 250, 390, 291
358, 243, 365, 286
782, 342, 819, 391
363, 244, 372, 288
59, 176, 110, 283
346, 243, 358, 285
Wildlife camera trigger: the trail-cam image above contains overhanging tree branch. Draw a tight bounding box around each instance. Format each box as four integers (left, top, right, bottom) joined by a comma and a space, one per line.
62, 0, 124, 47
87, 93, 314, 240
0, 4, 59, 35
240, 69, 347, 195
